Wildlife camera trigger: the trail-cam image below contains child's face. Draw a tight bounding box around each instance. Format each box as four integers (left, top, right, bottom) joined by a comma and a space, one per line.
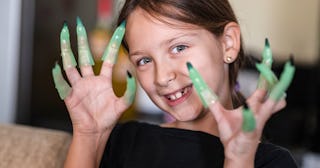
126, 8, 230, 121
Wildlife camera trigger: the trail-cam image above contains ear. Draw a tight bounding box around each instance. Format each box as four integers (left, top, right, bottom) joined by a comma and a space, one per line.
220, 22, 241, 64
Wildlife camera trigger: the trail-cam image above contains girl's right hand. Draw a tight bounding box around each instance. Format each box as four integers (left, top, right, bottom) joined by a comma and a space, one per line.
52, 19, 136, 136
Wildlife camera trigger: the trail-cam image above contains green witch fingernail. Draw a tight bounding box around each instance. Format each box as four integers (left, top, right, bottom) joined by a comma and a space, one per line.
60, 22, 77, 70
262, 38, 273, 67
187, 62, 218, 108
52, 63, 71, 100
101, 21, 126, 64
123, 71, 136, 105
257, 38, 274, 89
256, 63, 278, 87
76, 17, 95, 66
242, 103, 256, 132
270, 57, 295, 101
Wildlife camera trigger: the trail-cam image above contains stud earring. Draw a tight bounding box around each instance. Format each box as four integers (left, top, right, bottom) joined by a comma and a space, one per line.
226, 56, 233, 63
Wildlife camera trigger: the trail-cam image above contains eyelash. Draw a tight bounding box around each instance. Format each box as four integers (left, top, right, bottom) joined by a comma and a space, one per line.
136, 57, 152, 66
171, 44, 188, 54
134, 44, 188, 67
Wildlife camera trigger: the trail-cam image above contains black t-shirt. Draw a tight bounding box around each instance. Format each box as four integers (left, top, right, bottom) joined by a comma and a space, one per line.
100, 121, 297, 168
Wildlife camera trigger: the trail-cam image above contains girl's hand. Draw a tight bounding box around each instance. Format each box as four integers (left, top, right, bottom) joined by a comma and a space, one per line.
187, 60, 294, 166
52, 18, 136, 136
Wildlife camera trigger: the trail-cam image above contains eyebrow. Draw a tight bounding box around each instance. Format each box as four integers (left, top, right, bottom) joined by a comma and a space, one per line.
129, 32, 199, 57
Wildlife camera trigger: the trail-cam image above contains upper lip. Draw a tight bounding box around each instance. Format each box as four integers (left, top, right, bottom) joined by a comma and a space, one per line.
160, 84, 192, 97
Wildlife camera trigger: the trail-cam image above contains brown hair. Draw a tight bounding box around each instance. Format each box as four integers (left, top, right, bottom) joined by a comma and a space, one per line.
117, 0, 245, 107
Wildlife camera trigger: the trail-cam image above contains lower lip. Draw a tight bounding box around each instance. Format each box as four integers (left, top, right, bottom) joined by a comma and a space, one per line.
165, 86, 193, 107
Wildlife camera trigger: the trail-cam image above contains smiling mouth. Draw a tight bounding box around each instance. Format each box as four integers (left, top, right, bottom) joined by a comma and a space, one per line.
165, 85, 192, 102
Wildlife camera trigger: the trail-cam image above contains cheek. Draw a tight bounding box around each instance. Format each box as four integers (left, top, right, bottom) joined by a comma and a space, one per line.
137, 72, 154, 93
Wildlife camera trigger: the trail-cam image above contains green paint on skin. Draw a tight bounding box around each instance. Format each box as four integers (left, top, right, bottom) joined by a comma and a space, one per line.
123, 71, 136, 105
242, 103, 256, 132
101, 21, 126, 64
52, 63, 71, 100
60, 22, 77, 70
76, 17, 95, 66
187, 62, 218, 108
270, 58, 295, 101
256, 63, 278, 87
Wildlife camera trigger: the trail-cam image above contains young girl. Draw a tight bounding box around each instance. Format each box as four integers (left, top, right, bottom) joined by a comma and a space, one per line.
53, 0, 298, 167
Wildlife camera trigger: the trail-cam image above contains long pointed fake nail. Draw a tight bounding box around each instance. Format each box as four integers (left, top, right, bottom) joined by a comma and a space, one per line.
262, 38, 273, 67
257, 38, 274, 89
123, 71, 136, 105
101, 21, 126, 64
187, 62, 218, 108
76, 17, 95, 66
52, 63, 71, 100
256, 63, 278, 87
242, 103, 256, 132
270, 57, 295, 101
60, 22, 77, 70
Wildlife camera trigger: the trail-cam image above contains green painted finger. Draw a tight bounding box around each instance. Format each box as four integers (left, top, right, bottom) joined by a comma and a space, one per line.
101, 21, 126, 64
187, 62, 218, 108
52, 63, 71, 100
60, 22, 77, 70
270, 58, 295, 101
76, 17, 95, 66
242, 103, 256, 132
123, 71, 136, 105
256, 63, 278, 87
257, 38, 274, 89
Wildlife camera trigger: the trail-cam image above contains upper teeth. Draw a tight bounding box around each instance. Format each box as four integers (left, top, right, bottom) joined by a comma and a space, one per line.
167, 87, 188, 101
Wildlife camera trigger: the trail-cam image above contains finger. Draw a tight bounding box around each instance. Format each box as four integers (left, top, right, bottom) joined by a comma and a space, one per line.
52, 63, 71, 100
76, 17, 95, 77
241, 103, 256, 132
100, 21, 126, 77
187, 62, 218, 108
269, 57, 295, 101
116, 71, 137, 113
256, 63, 278, 88
60, 22, 81, 85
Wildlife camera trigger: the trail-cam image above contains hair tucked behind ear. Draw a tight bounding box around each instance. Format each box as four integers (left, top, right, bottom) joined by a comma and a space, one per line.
117, 0, 246, 107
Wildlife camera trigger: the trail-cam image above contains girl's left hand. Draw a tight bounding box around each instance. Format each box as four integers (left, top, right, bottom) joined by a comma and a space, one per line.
187, 61, 293, 167
208, 89, 286, 166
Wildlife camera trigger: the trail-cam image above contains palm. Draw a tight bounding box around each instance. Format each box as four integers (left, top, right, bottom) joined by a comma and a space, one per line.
64, 74, 126, 133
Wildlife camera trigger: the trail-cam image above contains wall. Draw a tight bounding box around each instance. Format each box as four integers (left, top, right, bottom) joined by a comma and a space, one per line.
230, 0, 320, 65
0, 0, 21, 123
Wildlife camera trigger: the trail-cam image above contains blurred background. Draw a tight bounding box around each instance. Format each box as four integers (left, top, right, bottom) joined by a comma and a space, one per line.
0, 0, 319, 167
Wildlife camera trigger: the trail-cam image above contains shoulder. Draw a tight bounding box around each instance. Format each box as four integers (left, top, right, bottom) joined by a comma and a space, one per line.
255, 142, 298, 168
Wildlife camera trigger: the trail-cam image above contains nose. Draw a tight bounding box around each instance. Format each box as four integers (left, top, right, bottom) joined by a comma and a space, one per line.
154, 63, 176, 87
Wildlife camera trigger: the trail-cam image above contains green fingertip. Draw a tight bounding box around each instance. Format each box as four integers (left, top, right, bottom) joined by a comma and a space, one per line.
76, 16, 83, 27
242, 103, 256, 132
124, 71, 136, 105
187, 62, 218, 108
186, 62, 193, 70
270, 58, 296, 101
120, 20, 126, 28
265, 38, 270, 48
262, 38, 273, 66
256, 63, 278, 87
101, 21, 126, 64
60, 22, 77, 69
52, 63, 71, 100
76, 17, 95, 66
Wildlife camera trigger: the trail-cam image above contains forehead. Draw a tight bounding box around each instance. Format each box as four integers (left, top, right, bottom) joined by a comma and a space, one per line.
125, 7, 201, 48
